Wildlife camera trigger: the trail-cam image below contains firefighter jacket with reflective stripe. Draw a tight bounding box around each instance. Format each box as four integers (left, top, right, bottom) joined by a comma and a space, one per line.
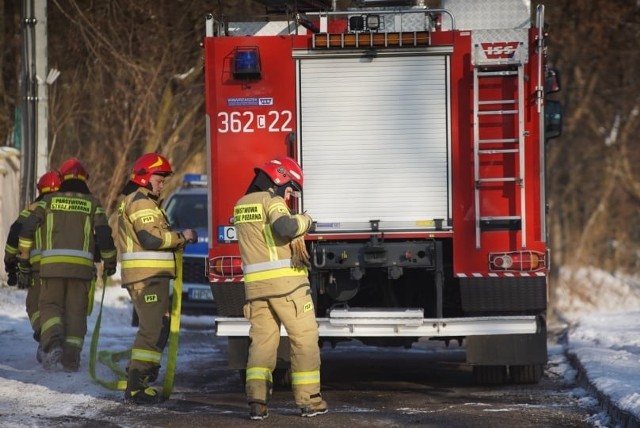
17, 192, 117, 280
234, 190, 312, 300
4, 202, 46, 272
117, 187, 187, 286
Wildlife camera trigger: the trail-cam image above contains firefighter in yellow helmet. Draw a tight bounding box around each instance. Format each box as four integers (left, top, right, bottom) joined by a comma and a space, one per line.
116, 153, 197, 405
4, 170, 62, 361
234, 156, 328, 420
17, 158, 117, 372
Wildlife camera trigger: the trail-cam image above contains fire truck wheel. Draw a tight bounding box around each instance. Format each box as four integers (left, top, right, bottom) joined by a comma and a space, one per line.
272, 367, 291, 389
510, 364, 543, 384
472, 365, 507, 385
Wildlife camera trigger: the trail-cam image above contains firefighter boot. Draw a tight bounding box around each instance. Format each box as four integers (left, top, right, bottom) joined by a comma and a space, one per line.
62, 347, 80, 372
300, 400, 328, 417
124, 369, 160, 405
42, 343, 63, 371
249, 402, 269, 421
36, 343, 44, 363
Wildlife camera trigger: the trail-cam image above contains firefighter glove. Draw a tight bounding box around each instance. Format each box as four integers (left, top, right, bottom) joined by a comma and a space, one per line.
104, 260, 117, 277
291, 235, 311, 269
5, 260, 17, 286
17, 261, 32, 289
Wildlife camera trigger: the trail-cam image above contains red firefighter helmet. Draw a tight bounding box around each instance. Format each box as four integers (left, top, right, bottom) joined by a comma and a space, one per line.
37, 170, 62, 194
59, 157, 89, 182
256, 156, 304, 190
130, 153, 173, 186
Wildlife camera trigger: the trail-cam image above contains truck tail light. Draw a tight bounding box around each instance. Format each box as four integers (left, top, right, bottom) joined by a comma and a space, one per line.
489, 251, 545, 272
209, 256, 243, 277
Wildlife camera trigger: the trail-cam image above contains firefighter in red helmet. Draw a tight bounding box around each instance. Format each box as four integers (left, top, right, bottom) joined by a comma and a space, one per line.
4, 170, 61, 361
58, 157, 89, 182
116, 152, 197, 404
234, 156, 328, 420
17, 158, 117, 372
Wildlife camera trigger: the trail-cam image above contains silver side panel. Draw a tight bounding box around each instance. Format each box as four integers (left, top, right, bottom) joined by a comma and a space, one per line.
440, 0, 531, 30
296, 52, 451, 232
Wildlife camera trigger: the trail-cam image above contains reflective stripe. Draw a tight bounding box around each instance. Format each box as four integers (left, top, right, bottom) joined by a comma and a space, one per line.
42, 249, 93, 260
243, 259, 293, 274
30, 311, 40, 327
263, 225, 278, 260
41, 316, 62, 335
83, 216, 92, 253
121, 260, 175, 269
46, 212, 53, 250
5, 245, 17, 255
120, 251, 175, 270
291, 370, 321, 385
100, 249, 117, 259
131, 348, 162, 364
41, 256, 94, 268
244, 266, 308, 283
161, 231, 175, 249
65, 336, 84, 349
246, 367, 272, 382
121, 251, 174, 260
18, 237, 33, 249
30, 249, 42, 257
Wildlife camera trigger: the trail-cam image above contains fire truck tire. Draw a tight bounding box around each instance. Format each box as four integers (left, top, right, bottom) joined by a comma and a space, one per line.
472, 365, 507, 385
272, 367, 291, 388
510, 364, 544, 384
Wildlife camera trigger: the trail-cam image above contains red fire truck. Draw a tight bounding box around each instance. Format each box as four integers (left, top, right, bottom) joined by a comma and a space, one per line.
204, 0, 561, 385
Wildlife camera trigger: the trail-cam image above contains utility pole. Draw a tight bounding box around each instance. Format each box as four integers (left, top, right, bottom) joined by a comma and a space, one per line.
20, 0, 49, 205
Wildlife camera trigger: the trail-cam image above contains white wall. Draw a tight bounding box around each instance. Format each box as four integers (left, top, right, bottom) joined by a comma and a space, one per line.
0, 147, 21, 284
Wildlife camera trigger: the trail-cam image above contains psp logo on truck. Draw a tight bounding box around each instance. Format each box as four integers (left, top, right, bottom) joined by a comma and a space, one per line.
481, 42, 520, 59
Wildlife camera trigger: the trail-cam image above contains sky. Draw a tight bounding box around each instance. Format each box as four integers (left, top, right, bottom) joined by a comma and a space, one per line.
1, 266, 640, 427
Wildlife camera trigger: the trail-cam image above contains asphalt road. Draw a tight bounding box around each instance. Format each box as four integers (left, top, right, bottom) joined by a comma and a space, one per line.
90, 323, 597, 428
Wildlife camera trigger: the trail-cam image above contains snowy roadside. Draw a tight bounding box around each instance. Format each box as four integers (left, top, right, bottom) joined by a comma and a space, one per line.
0, 283, 215, 427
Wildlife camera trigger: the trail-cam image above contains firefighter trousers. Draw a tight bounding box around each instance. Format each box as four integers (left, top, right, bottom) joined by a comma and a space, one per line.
126, 277, 170, 380
26, 271, 42, 342
39, 277, 90, 366
244, 285, 322, 408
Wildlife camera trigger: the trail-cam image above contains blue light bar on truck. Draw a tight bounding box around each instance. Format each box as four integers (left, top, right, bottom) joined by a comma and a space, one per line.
183, 173, 207, 187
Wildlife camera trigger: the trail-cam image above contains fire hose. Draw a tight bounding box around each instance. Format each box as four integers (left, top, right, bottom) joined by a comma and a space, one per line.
89, 251, 184, 399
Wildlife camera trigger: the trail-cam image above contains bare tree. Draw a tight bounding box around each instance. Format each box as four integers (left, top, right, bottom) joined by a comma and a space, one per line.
47, 0, 212, 212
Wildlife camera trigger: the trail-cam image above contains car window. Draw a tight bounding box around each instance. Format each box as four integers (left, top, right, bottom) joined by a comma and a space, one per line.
164, 193, 208, 229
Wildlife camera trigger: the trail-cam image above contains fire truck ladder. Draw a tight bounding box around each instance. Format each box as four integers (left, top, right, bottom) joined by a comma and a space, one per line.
473, 58, 526, 249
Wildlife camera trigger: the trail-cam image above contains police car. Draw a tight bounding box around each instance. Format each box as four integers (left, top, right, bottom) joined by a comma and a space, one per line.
162, 173, 215, 315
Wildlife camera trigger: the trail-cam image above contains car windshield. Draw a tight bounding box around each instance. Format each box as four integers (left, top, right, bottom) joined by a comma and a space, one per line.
164, 193, 208, 229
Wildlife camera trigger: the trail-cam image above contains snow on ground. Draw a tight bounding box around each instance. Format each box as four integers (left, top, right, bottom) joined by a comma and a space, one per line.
0, 282, 214, 427
1, 265, 640, 426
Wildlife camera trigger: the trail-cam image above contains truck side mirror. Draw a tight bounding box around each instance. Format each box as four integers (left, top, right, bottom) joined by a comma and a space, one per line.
545, 100, 562, 140
545, 68, 561, 94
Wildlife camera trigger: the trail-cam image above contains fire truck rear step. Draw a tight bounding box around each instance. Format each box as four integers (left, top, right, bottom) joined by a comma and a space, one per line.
215, 309, 538, 337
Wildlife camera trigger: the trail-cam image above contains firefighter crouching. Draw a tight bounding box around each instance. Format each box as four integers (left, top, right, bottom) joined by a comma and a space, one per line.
234, 156, 328, 420
116, 153, 197, 405
4, 170, 62, 361
17, 158, 117, 372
